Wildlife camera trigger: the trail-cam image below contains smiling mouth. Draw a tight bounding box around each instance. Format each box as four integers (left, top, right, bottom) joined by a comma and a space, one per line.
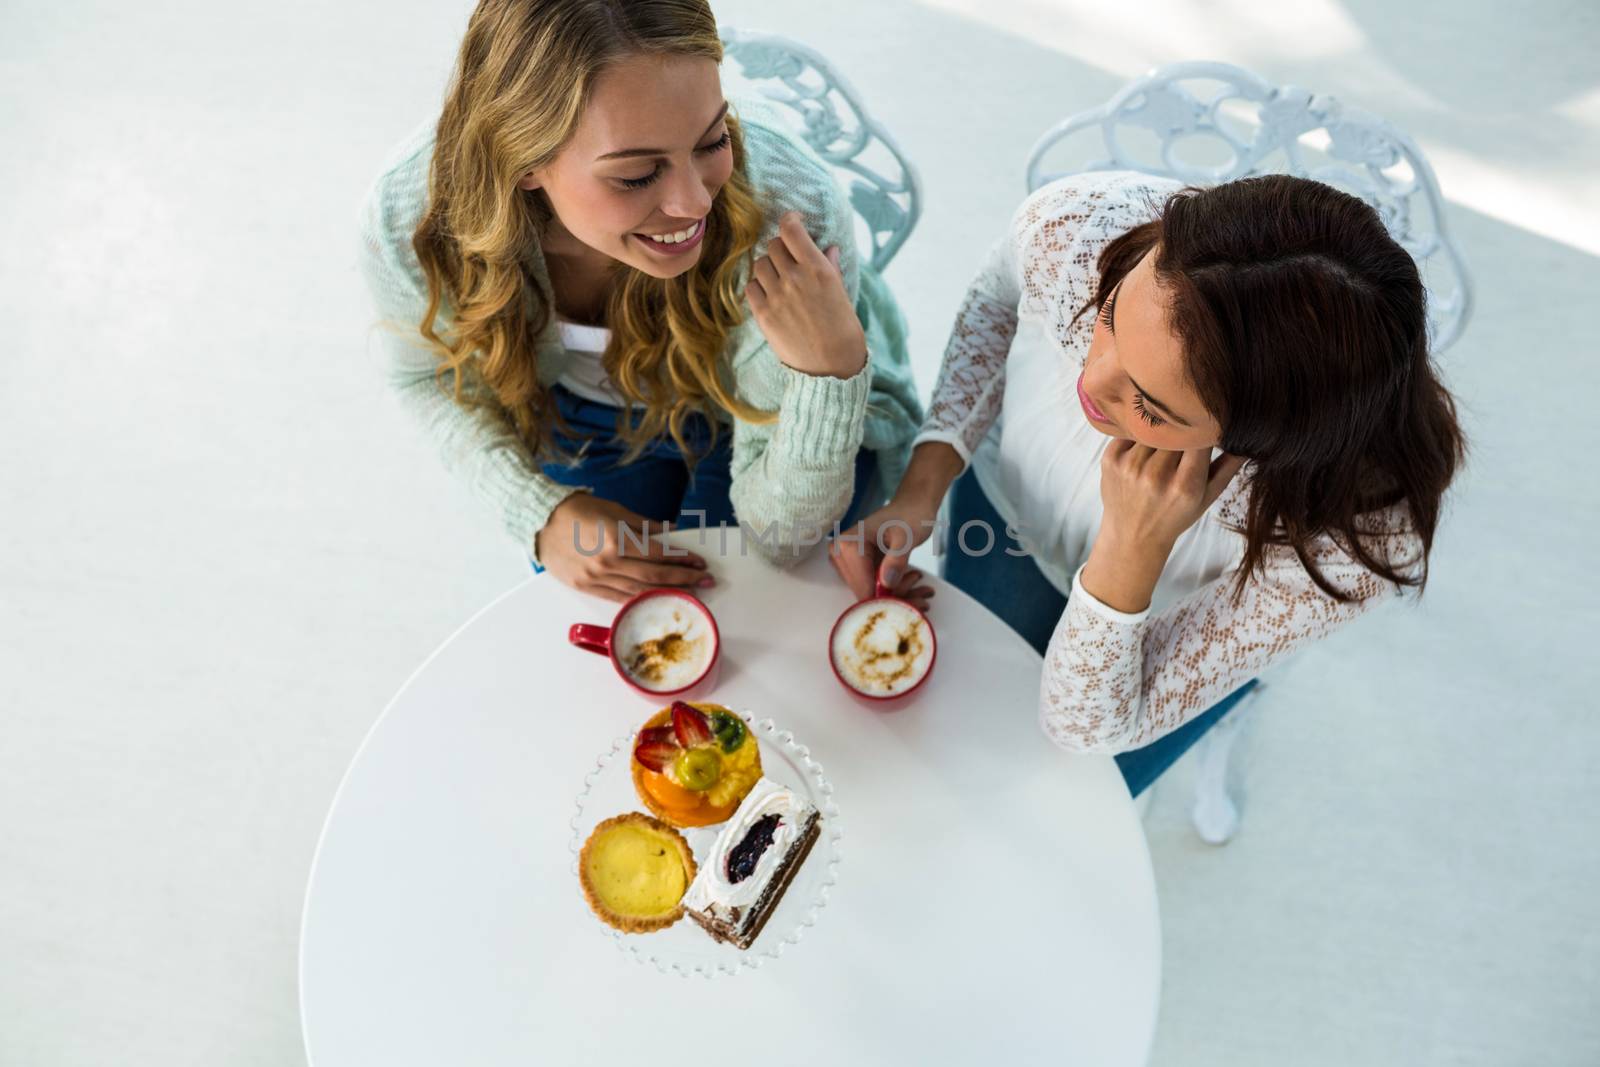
635, 218, 705, 255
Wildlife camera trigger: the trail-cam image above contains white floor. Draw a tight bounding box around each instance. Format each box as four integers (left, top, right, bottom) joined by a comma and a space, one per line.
3, 1, 1598, 1064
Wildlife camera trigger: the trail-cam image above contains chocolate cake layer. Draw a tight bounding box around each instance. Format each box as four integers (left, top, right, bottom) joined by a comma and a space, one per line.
729, 810, 820, 949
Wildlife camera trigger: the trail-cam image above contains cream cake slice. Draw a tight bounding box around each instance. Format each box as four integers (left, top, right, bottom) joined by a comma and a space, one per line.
682, 778, 821, 950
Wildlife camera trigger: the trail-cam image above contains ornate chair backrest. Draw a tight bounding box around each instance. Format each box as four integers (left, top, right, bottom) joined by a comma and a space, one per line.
720, 29, 922, 274
1026, 61, 1472, 353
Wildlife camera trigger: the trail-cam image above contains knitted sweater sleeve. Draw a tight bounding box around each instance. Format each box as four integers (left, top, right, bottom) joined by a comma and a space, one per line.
357, 140, 581, 564
720, 113, 876, 564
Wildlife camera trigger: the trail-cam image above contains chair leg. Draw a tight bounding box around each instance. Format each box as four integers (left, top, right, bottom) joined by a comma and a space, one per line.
1189, 685, 1262, 845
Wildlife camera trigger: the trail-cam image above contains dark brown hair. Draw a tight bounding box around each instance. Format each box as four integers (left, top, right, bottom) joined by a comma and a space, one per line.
1082, 175, 1465, 601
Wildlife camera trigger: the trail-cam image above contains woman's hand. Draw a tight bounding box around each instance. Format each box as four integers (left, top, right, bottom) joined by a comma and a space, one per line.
746, 212, 866, 380
1080, 442, 1245, 613
827, 442, 964, 612
828, 500, 939, 612
535, 493, 711, 603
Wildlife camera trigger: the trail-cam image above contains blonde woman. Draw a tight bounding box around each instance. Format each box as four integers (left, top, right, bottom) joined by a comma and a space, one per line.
360, 0, 921, 601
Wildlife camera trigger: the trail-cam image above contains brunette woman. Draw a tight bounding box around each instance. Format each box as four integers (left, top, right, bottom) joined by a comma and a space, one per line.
833, 171, 1464, 794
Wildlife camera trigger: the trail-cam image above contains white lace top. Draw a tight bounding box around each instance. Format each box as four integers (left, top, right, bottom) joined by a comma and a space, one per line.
913, 170, 1422, 753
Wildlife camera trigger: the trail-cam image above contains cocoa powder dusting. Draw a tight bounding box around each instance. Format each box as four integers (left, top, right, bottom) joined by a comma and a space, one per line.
849, 610, 925, 689
626, 631, 701, 684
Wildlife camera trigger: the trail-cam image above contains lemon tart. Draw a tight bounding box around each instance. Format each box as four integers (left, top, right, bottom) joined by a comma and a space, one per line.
578, 813, 697, 933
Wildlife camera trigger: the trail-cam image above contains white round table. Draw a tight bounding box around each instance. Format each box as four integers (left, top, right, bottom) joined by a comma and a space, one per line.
300, 530, 1161, 1066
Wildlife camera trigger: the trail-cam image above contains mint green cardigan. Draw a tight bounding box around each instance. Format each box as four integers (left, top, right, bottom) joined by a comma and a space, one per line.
358, 97, 921, 564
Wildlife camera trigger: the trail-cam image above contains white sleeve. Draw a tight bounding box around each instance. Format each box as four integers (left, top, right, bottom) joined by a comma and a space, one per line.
1039, 504, 1424, 752
910, 233, 1021, 466
913, 172, 1180, 466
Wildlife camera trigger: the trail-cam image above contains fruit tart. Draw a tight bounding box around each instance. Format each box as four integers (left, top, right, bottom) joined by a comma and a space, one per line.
578, 812, 697, 933
631, 702, 762, 828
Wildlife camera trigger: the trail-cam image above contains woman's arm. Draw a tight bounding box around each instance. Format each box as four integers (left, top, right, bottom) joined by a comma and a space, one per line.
819, 231, 1022, 596
911, 239, 1023, 467
719, 117, 882, 563
1040, 474, 1421, 752
723, 219, 876, 560
359, 167, 582, 564
830, 187, 1058, 597
724, 353, 875, 563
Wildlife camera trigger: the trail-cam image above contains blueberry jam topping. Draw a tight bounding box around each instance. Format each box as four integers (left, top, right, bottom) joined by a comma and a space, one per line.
726, 814, 782, 884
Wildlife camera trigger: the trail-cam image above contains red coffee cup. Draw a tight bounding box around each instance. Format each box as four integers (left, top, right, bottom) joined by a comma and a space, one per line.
828, 578, 937, 701
569, 588, 720, 699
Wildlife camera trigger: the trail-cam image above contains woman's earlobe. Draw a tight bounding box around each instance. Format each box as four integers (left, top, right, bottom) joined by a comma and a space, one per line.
517, 172, 541, 192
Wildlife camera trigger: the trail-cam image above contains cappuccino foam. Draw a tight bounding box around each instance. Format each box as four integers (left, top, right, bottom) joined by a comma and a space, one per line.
614, 598, 714, 692
831, 599, 933, 696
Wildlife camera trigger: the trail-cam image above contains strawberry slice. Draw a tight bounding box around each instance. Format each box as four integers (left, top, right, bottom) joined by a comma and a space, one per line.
633, 726, 680, 772
671, 702, 714, 747
639, 725, 678, 746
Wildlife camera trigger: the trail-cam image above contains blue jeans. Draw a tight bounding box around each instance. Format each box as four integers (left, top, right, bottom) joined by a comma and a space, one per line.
941, 468, 1255, 797
539, 384, 878, 534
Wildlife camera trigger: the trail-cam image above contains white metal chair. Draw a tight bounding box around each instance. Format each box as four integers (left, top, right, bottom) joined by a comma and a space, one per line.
720, 28, 922, 273
1027, 62, 1475, 843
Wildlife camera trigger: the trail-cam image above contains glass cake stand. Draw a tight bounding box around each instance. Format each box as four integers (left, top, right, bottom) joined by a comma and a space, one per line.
568, 712, 843, 978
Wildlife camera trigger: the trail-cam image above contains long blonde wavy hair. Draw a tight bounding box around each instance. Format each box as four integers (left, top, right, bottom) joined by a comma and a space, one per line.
412, 0, 771, 462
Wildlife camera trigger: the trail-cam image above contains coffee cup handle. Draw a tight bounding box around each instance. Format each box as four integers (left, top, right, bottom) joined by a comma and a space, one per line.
874, 577, 892, 600
568, 623, 612, 656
